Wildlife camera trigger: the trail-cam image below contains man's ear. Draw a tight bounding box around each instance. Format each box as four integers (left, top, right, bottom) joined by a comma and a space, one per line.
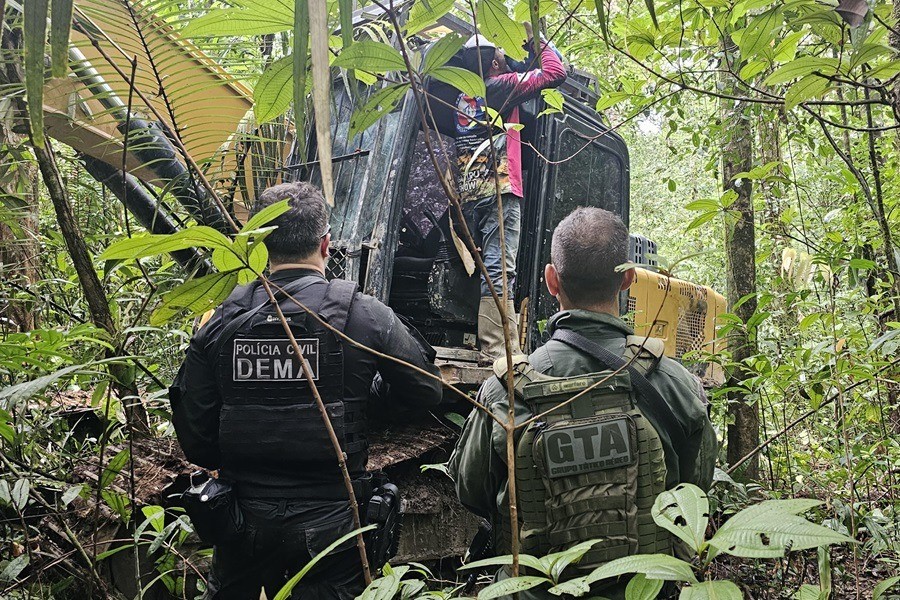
620, 267, 636, 291
320, 233, 331, 258
545, 263, 560, 297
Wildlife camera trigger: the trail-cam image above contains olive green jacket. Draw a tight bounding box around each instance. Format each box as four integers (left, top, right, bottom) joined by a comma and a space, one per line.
448, 310, 718, 595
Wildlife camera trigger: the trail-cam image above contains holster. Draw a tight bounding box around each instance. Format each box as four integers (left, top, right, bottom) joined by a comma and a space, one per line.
178, 472, 244, 546
365, 475, 402, 570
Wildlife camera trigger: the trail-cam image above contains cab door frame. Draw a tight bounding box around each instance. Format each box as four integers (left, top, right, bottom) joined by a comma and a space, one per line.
519, 95, 631, 350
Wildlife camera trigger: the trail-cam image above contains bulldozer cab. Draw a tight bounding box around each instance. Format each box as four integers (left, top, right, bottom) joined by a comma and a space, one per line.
295, 57, 629, 359
28, 0, 722, 386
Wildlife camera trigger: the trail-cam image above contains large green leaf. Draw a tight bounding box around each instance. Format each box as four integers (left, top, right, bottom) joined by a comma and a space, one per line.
644, 0, 659, 29
626, 573, 665, 600
873, 575, 900, 600
546, 554, 697, 595
679, 581, 743, 600
595, 0, 611, 45
349, 84, 409, 138
0, 554, 29, 582
651, 484, 710, 553
50, 0, 74, 78
429, 66, 486, 98
212, 236, 250, 272
338, 0, 355, 90
478, 576, 549, 599
333, 40, 406, 72
23, 0, 49, 149
274, 525, 376, 600
764, 56, 839, 85
255, 55, 294, 123
792, 584, 823, 600
406, 0, 455, 35
423, 34, 464, 73
211, 236, 266, 284
708, 499, 854, 559
241, 199, 290, 233
773, 30, 804, 62
181, 6, 293, 37
848, 43, 893, 71
736, 7, 783, 62
358, 565, 411, 599
784, 74, 830, 110
0, 358, 119, 405
477, 0, 528, 61
458, 553, 546, 574
150, 270, 240, 326
232, 0, 294, 21
584, 554, 697, 586
100, 226, 232, 261
541, 539, 599, 582
100, 449, 130, 490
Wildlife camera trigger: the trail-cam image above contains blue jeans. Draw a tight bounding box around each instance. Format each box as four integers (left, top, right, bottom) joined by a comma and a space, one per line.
463, 194, 521, 297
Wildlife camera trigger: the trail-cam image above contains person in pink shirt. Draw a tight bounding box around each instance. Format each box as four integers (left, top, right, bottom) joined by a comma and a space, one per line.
452, 25, 567, 359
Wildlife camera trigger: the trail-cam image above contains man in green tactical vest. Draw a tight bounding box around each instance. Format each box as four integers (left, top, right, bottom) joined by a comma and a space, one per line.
448, 207, 718, 598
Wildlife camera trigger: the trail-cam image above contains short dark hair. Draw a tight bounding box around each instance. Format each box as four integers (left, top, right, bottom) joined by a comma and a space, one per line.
251, 182, 329, 263
551, 207, 629, 306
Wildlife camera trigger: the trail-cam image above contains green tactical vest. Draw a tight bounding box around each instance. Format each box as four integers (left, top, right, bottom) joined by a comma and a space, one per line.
495, 335, 671, 571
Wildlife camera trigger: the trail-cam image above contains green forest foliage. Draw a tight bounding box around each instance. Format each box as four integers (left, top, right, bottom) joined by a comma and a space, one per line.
1, 0, 899, 597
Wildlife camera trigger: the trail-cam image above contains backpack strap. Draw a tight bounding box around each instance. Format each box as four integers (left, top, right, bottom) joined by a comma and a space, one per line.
318, 279, 358, 333
550, 329, 688, 451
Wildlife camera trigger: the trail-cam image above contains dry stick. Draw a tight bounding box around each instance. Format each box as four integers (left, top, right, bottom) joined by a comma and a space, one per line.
82, 25, 377, 580
571, 14, 887, 109
725, 355, 900, 475
455, 0, 524, 575
268, 280, 505, 426
256, 278, 373, 584
0, 451, 110, 596
375, 0, 528, 574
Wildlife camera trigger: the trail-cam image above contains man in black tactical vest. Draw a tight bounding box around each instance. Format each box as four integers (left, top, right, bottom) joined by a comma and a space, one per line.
170, 182, 444, 599
449, 207, 717, 599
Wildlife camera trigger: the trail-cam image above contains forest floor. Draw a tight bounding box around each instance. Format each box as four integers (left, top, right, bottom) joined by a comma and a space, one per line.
41, 390, 900, 599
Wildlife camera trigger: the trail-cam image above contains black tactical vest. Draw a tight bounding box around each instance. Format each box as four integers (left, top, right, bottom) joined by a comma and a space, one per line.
212, 277, 365, 498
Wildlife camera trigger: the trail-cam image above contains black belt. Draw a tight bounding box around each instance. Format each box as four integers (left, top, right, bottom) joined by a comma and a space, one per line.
235, 474, 373, 502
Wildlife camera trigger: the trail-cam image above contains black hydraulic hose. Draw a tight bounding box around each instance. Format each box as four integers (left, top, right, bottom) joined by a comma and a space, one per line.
67, 47, 231, 233
82, 156, 208, 273
118, 117, 230, 233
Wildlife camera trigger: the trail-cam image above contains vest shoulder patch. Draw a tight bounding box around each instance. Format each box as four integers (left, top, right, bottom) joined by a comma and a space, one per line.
625, 335, 665, 360
492, 354, 530, 380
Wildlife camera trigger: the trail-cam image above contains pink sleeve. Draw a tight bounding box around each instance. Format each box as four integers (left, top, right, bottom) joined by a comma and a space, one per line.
486, 43, 567, 109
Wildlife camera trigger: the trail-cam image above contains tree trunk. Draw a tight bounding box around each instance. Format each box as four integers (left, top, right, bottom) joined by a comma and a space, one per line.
2, 25, 148, 430
721, 37, 760, 480
891, 0, 900, 125
0, 8, 39, 332
0, 136, 40, 332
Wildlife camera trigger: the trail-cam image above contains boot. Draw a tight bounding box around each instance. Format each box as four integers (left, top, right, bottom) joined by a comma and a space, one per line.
478, 297, 522, 362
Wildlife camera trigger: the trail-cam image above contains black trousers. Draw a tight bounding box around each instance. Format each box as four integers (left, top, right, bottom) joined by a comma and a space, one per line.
203, 498, 365, 600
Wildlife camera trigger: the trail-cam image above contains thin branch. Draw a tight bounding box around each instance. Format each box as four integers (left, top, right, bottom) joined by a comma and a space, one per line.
726, 355, 900, 474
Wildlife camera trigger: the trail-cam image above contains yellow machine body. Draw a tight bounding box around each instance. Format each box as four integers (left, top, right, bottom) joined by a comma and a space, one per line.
627, 268, 725, 386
